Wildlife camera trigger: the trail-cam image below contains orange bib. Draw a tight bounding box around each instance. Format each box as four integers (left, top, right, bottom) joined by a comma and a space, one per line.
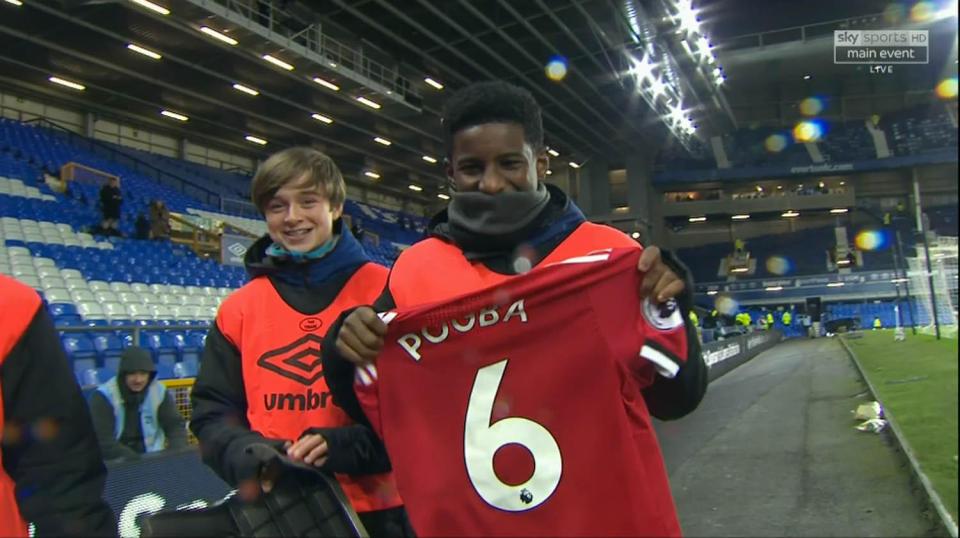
217, 263, 403, 512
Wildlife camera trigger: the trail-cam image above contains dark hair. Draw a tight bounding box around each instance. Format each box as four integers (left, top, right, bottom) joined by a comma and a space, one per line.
250, 147, 346, 214
442, 81, 544, 155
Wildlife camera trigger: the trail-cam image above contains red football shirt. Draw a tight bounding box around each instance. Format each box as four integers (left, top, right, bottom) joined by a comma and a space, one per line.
355, 248, 687, 537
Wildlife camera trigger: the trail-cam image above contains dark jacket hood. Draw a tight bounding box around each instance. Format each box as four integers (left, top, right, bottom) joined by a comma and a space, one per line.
243, 219, 372, 288
119, 347, 156, 374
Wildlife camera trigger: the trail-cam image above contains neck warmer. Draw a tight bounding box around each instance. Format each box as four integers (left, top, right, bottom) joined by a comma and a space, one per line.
265, 235, 340, 262
245, 221, 372, 288
432, 183, 586, 261
443, 182, 551, 254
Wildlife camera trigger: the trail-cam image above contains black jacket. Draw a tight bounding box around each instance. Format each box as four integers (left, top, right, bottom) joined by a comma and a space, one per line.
89, 348, 188, 461
0, 276, 116, 535
322, 185, 708, 428
189, 226, 394, 487
99, 184, 122, 219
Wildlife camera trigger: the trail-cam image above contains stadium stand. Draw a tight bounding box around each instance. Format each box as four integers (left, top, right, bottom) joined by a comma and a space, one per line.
0, 118, 430, 387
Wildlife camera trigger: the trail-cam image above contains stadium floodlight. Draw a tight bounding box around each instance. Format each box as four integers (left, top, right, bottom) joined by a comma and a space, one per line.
424, 77, 444, 90
827, 282, 845, 287
830, 208, 849, 214
803, 74, 812, 80
422, 155, 438, 164
782, 210, 800, 218
356, 96, 382, 109
5, 0, 23, 6
765, 286, 784, 292
200, 26, 238, 46
373, 137, 392, 146
730, 267, 750, 273
547, 148, 560, 157
312, 77, 340, 91
48, 76, 85, 91
688, 216, 707, 223
244, 135, 267, 145
630, 54, 655, 84
130, 0, 169, 15
648, 76, 668, 98
568, 162, 581, 169
364, 171, 380, 179
160, 110, 188, 122
731, 214, 750, 220
437, 193, 450, 200
127, 43, 162, 60
311, 113, 333, 124
232, 83, 259, 96
674, 0, 700, 35
262, 55, 294, 71
408, 184, 423, 192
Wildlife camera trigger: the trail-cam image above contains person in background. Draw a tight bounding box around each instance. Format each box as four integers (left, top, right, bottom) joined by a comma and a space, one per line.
149, 199, 171, 240
873, 316, 882, 330
89, 347, 188, 461
134, 212, 150, 240
0, 274, 116, 536
189, 147, 410, 537
98, 176, 122, 236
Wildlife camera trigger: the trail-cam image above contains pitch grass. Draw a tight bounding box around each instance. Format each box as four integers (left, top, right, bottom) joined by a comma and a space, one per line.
846, 330, 958, 523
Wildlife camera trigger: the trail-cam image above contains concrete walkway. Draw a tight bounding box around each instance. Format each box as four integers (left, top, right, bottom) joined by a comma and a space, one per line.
657, 338, 939, 537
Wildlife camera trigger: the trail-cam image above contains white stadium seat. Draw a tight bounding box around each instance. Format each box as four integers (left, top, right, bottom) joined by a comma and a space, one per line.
95, 291, 119, 304
44, 288, 71, 303
60, 269, 83, 280
130, 283, 150, 294
88, 280, 111, 292
36, 266, 60, 279
141, 294, 161, 305
101, 302, 125, 320
71, 289, 96, 303
118, 292, 144, 304
64, 278, 89, 291
40, 276, 67, 290
32, 257, 56, 268
78, 302, 105, 320
126, 304, 152, 320
109, 282, 132, 293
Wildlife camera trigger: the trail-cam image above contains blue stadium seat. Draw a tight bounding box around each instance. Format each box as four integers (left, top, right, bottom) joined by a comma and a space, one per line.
62, 334, 98, 362
49, 303, 78, 317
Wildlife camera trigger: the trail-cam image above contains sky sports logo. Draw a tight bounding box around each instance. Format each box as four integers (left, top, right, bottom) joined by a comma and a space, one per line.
834, 30, 928, 68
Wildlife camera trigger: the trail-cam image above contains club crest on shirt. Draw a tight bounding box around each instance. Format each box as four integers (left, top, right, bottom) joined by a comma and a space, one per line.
642, 297, 684, 331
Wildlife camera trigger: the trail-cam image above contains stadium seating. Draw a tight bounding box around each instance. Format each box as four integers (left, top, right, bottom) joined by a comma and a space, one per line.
1, 117, 435, 385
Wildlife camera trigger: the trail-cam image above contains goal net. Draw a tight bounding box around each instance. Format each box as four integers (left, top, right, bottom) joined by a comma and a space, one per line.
907, 234, 958, 337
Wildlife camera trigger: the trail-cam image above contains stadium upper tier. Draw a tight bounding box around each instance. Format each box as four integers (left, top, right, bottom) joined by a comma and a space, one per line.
655, 104, 958, 181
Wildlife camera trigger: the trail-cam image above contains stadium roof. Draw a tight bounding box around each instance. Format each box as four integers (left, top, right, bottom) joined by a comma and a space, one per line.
0, 0, 954, 199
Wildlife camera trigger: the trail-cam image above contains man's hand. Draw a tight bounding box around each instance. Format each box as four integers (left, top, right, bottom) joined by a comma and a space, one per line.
286, 434, 328, 468
637, 246, 685, 303
336, 306, 388, 366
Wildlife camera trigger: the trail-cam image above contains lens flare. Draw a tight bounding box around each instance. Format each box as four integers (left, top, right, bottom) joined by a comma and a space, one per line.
545, 56, 569, 82
855, 229, 889, 251
766, 256, 793, 276
715, 295, 739, 316
793, 120, 825, 143
883, 3, 907, 23
799, 97, 824, 116
936, 77, 958, 99
910, 1, 935, 21
764, 133, 788, 153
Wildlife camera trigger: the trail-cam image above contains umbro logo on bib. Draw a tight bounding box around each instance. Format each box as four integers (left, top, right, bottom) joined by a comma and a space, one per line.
257, 334, 325, 385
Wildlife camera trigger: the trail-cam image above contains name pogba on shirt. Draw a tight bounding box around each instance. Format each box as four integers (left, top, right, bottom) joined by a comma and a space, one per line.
355, 248, 686, 537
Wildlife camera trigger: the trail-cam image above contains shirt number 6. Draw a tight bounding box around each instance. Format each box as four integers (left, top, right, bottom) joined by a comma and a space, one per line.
464, 359, 562, 512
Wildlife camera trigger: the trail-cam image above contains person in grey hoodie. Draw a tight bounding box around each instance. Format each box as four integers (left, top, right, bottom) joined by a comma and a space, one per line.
89, 347, 188, 460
